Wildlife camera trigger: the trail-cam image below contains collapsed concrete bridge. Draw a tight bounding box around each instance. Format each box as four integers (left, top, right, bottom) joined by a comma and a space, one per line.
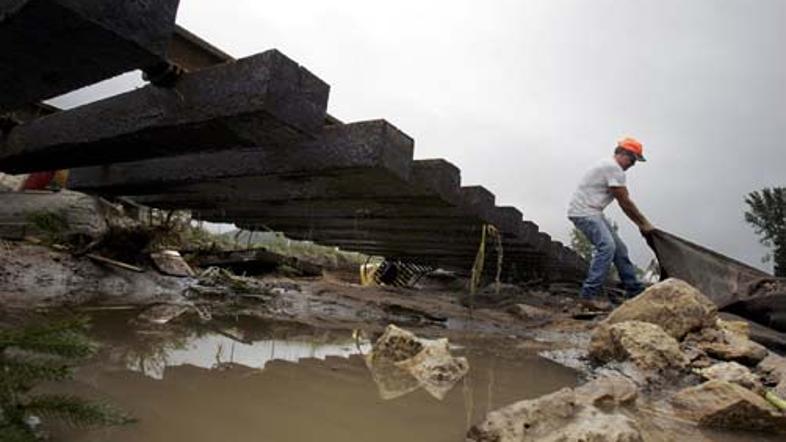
0, 1, 586, 281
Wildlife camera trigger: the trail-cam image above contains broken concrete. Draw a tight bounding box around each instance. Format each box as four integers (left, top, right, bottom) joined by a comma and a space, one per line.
672, 380, 786, 431
0, 50, 329, 173
758, 354, 786, 398
589, 320, 688, 373
699, 362, 761, 390
467, 375, 643, 442
603, 278, 718, 340
364, 324, 469, 400
0, 0, 180, 112
687, 326, 770, 366
188, 249, 324, 277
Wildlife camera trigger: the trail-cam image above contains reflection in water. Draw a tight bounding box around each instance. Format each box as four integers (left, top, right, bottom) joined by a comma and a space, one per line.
126, 333, 372, 380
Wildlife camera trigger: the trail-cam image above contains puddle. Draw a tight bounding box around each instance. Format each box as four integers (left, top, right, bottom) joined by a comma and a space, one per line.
124, 332, 372, 380
50, 311, 579, 442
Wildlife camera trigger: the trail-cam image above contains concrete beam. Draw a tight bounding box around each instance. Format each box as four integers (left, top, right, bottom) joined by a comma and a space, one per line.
263, 229, 537, 252
167, 25, 234, 72
230, 217, 508, 236
0, 50, 329, 173
0, 0, 180, 112
68, 120, 412, 195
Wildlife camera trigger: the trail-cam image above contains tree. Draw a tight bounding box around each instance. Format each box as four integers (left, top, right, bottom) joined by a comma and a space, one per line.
570, 221, 647, 280
570, 227, 593, 262
744, 187, 786, 277
569, 220, 619, 262
0, 317, 133, 440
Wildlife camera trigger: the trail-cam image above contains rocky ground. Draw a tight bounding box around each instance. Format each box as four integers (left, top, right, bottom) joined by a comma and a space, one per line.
2, 237, 786, 441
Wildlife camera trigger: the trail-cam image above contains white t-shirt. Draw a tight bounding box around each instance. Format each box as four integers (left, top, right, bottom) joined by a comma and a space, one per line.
567, 158, 626, 217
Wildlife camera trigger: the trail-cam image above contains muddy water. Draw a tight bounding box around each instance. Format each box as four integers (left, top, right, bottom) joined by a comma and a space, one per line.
52, 311, 579, 442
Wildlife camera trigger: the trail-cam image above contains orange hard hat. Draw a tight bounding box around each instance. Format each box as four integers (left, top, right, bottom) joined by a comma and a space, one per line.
617, 137, 646, 162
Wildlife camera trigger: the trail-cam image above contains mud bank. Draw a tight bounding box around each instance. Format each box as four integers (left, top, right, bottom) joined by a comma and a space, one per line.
0, 242, 188, 308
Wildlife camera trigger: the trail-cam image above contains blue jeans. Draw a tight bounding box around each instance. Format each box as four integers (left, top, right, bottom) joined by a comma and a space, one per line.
569, 215, 643, 299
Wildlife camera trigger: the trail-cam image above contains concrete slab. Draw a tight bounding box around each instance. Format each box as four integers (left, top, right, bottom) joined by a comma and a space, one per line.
0, 0, 180, 112
0, 50, 329, 173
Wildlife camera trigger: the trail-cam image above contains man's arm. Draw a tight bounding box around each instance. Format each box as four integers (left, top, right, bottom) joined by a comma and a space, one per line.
610, 186, 655, 232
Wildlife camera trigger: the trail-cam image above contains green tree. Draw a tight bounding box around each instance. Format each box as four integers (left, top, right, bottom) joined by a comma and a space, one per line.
569, 220, 619, 262
0, 317, 133, 440
744, 187, 786, 277
570, 227, 593, 262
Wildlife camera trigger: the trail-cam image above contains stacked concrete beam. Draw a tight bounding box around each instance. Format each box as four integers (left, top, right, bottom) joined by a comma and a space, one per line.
21, 17, 585, 280
0, 50, 329, 173
0, 0, 180, 112
67, 117, 578, 276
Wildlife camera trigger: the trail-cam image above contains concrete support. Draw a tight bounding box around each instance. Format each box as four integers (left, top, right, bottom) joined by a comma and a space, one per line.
0, 0, 180, 112
68, 120, 412, 195
0, 50, 329, 173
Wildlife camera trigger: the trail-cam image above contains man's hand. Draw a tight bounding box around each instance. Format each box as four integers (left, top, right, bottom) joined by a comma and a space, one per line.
639, 221, 656, 234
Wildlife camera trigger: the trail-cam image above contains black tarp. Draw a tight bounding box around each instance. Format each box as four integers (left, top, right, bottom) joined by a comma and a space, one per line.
647, 230, 786, 337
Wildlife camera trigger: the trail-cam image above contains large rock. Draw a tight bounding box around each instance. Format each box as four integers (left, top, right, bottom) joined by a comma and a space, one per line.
467, 376, 643, 442
672, 380, 786, 431
574, 374, 639, 409
603, 278, 717, 340
758, 354, 786, 398
589, 321, 688, 372
364, 324, 468, 401
689, 327, 770, 366
699, 362, 760, 390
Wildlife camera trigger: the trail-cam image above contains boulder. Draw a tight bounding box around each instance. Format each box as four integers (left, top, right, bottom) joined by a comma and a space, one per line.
590, 321, 688, 372
672, 380, 786, 431
699, 362, 760, 390
602, 278, 717, 340
758, 354, 786, 398
364, 324, 468, 401
574, 374, 638, 409
467, 376, 643, 442
699, 329, 769, 366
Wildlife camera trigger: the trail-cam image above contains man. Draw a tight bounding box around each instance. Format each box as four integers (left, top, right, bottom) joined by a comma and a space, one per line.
567, 137, 655, 300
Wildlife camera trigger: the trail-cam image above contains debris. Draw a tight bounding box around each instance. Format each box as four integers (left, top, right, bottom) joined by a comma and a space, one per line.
671, 380, 786, 431
757, 353, 786, 399
698, 362, 760, 390
602, 278, 717, 340
151, 250, 195, 277
364, 324, 468, 400
507, 303, 552, 323
191, 249, 323, 277
86, 253, 144, 273
574, 373, 639, 409
467, 376, 643, 442
765, 390, 786, 411
692, 327, 769, 366
589, 320, 688, 373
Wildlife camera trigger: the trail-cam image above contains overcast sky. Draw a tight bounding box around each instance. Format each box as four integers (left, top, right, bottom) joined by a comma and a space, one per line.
52, 0, 785, 272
